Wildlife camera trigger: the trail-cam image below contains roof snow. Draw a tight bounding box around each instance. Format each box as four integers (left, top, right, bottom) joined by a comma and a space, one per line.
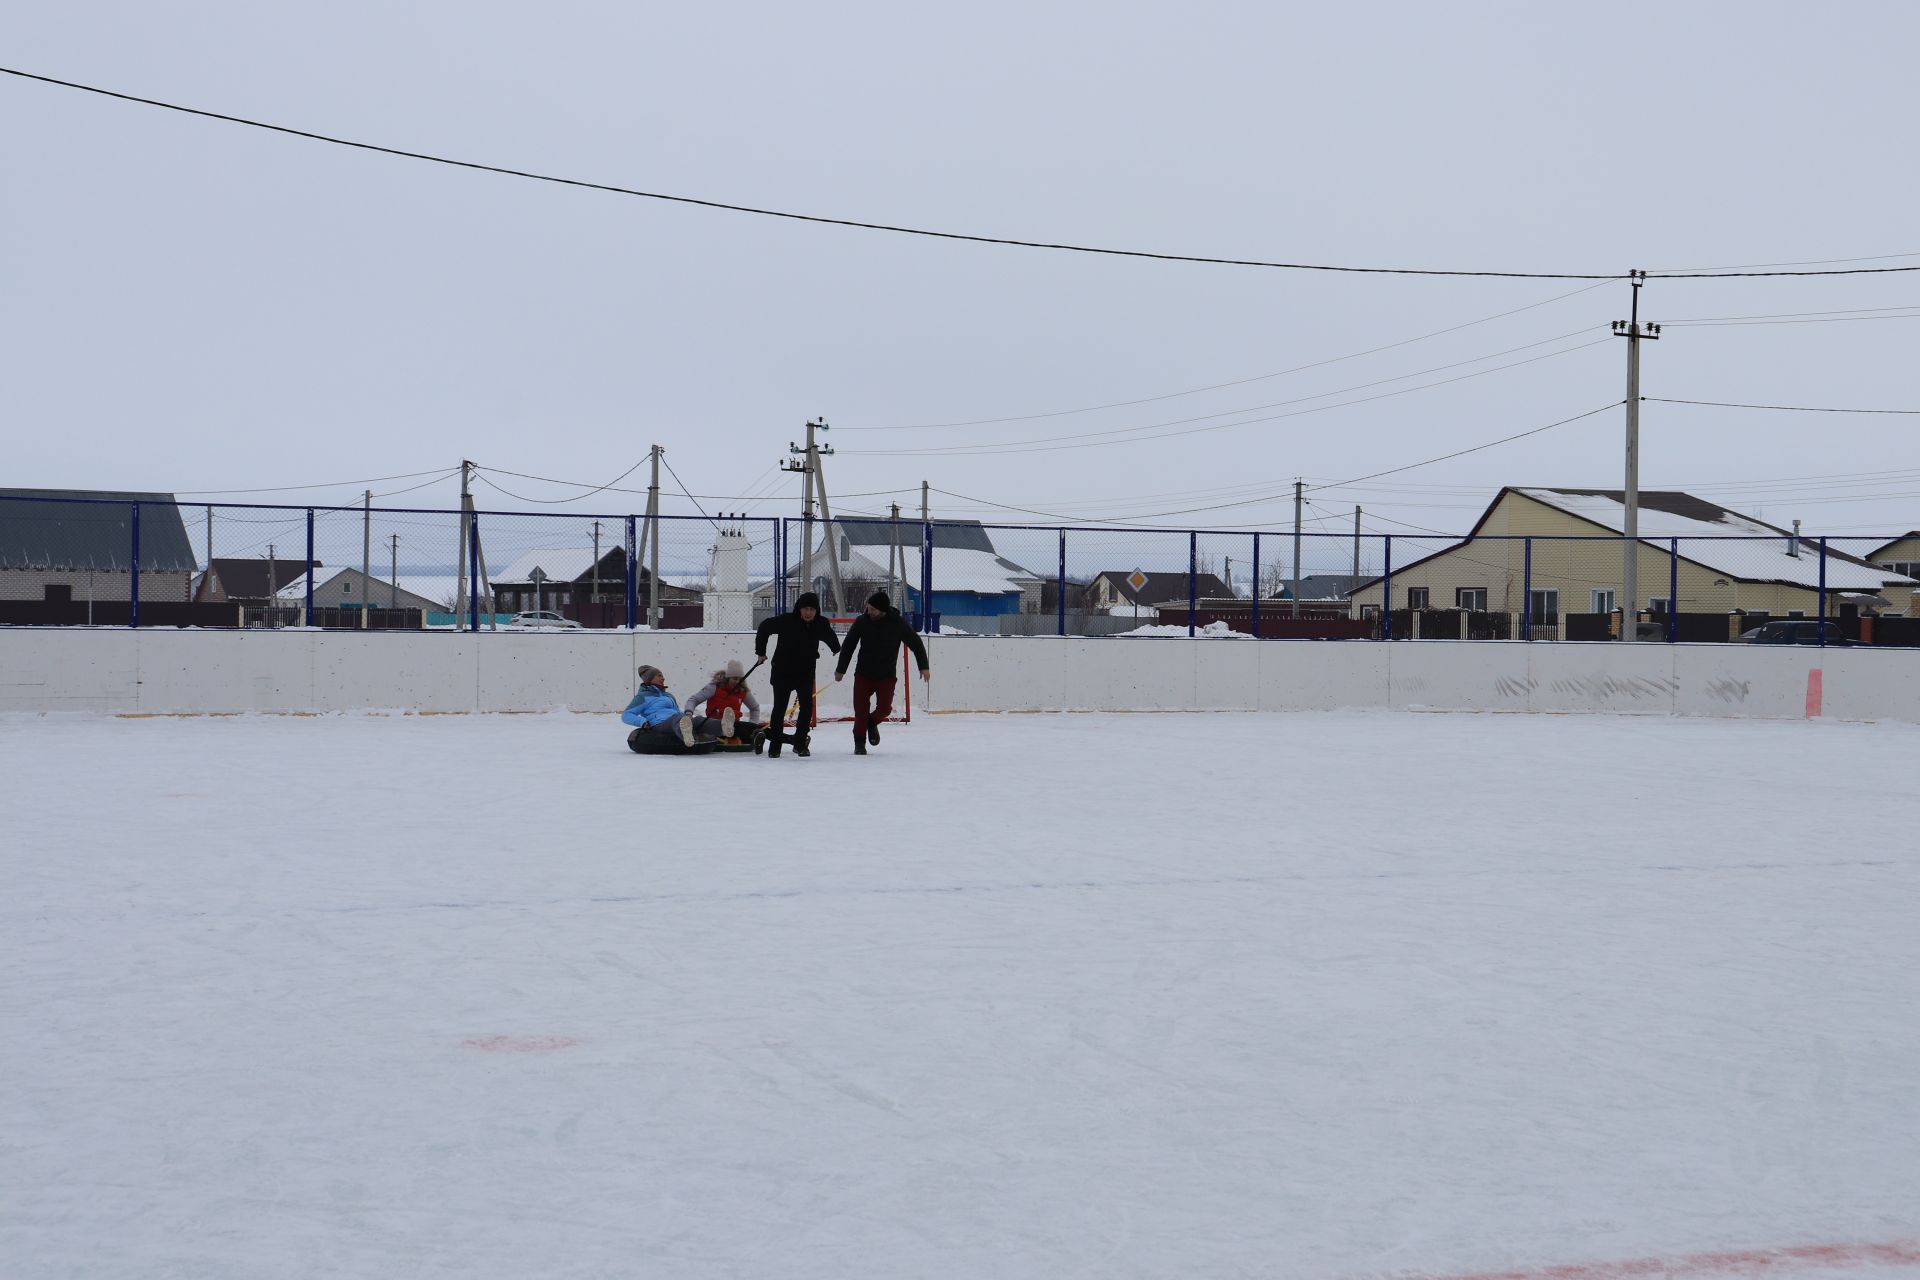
1517, 488, 1916, 592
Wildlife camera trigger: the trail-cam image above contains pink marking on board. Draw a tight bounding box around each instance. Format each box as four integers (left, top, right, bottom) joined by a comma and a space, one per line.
462, 1035, 580, 1053
1805, 666, 1824, 718
1406, 1236, 1920, 1280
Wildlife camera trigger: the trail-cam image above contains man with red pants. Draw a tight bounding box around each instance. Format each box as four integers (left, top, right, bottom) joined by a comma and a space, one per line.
834, 591, 931, 756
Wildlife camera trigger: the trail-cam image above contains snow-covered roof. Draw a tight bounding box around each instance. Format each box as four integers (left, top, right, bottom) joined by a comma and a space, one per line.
494, 547, 604, 585
276, 570, 471, 607
1514, 489, 1917, 591
806, 533, 1042, 598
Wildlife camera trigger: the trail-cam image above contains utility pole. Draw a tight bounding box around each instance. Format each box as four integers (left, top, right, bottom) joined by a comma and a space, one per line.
647, 445, 663, 629
361, 489, 372, 629
388, 533, 399, 609
455, 459, 473, 619
782, 419, 841, 612
1224, 555, 1233, 599
921, 480, 930, 524
591, 519, 603, 620
204, 505, 213, 599
1352, 506, 1362, 581
1612, 271, 1661, 643
266, 543, 277, 628
810, 427, 850, 615
888, 502, 904, 606
1291, 479, 1304, 618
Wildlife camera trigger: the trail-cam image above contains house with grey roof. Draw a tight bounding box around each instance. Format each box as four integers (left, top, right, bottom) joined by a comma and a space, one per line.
0, 488, 197, 605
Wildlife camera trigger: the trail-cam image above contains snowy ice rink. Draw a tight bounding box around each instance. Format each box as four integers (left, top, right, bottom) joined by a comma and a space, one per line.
6, 709, 1920, 1280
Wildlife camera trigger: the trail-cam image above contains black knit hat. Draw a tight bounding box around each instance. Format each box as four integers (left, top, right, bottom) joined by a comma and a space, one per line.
867, 591, 890, 610
794, 591, 821, 612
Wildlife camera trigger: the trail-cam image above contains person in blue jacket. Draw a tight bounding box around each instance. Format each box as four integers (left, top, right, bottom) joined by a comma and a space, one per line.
621, 665, 716, 749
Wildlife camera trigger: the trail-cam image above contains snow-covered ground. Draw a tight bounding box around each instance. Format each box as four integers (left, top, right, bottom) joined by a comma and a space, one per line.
5, 710, 1919, 1280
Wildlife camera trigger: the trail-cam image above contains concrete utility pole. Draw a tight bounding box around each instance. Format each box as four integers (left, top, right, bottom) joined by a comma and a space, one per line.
888, 502, 904, 606
1291, 479, 1304, 618
361, 489, 372, 629
921, 480, 930, 524
266, 543, 276, 628
591, 520, 603, 608
781, 419, 825, 604
204, 506, 213, 597
810, 431, 850, 616
388, 534, 399, 609
647, 445, 663, 629
1612, 272, 1661, 643
455, 459, 473, 618
1352, 506, 1362, 581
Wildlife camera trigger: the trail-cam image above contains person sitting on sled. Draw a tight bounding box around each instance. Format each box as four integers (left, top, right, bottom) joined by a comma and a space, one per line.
682, 660, 762, 743
621, 665, 719, 749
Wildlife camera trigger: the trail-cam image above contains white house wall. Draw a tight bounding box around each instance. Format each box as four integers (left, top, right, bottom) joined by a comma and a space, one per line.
1, 630, 1915, 724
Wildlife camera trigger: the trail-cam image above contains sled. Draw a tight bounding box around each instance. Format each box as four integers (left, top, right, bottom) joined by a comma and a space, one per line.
626, 727, 720, 756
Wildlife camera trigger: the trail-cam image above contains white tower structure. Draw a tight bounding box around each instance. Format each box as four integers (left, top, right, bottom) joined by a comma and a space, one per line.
702, 520, 754, 632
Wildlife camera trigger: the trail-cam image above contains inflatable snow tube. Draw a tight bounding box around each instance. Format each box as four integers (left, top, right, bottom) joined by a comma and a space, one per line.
626, 726, 720, 756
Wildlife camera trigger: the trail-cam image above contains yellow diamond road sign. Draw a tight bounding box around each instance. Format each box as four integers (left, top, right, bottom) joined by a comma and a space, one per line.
1126, 569, 1149, 593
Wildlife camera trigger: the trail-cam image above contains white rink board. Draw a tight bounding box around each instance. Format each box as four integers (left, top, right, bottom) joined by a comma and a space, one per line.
0, 629, 1915, 723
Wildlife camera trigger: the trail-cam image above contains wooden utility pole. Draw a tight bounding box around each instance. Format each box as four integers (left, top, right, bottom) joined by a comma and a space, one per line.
1291, 479, 1304, 618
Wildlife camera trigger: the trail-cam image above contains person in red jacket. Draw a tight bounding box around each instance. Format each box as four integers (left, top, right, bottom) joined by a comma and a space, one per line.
834, 591, 930, 755
682, 660, 764, 745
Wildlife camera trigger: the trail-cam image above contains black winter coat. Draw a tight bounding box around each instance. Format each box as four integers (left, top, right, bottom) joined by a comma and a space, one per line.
835, 609, 931, 680
755, 611, 841, 678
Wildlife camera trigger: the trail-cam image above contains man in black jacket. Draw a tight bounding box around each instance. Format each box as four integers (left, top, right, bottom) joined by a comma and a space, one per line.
754, 591, 840, 758
834, 591, 931, 755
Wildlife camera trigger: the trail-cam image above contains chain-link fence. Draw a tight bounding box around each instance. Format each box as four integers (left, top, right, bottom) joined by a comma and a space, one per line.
3, 494, 1916, 645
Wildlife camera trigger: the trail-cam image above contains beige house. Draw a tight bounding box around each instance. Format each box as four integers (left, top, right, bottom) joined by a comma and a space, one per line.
1868, 533, 1920, 581
1349, 488, 1919, 634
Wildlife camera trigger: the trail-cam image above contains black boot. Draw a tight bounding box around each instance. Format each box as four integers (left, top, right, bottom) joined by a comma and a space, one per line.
767, 731, 782, 759
794, 737, 810, 758
867, 724, 880, 747
853, 727, 867, 756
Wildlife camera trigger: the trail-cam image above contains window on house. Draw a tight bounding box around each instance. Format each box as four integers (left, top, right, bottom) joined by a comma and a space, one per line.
1406, 587, 1430, 609
1888, 561, 1920, 578
1648, 596, 1671, 616
1528, 588, 1559, 624
1591, 589, 1616, 613
1787, 609, 1806, 618
1455, 588, 1488, 611
44, 584, 72, 604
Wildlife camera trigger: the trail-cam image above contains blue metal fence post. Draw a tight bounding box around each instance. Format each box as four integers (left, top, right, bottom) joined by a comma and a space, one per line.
1522, 537, 1533, 641
624, 515, 638, 628
129, 503, 141, 629
304, 508, 316, 627
1818, 537, 1828, 647
1188, 531, 1198, 637
1056, 529, 1067, 637
921, 520, 933, 632
467, 513, 480, 632
1382, 535, 1393, 640
1250, 532, 1261, 638
775, 518, 787, 615
1668, 538, 1680, 643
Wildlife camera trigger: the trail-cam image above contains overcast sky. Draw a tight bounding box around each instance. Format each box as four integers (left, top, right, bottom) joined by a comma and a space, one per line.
5, 1, 1918, 563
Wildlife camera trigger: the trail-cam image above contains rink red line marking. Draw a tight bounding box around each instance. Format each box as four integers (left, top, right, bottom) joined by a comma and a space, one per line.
1412, 1236, 1920, 1280
1805, 667, 1824, 718
461, 1035, 579, 1053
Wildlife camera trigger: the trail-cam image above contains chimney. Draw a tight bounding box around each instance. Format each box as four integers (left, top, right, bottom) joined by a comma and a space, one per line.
1788, 519, 1801, 559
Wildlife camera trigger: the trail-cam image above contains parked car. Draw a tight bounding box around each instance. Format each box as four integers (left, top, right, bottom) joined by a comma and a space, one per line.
1736, 620, 1854, 646
506, 610, 583, 630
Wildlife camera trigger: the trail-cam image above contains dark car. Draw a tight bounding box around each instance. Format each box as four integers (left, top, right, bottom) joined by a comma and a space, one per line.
1737, 620, 1855, 646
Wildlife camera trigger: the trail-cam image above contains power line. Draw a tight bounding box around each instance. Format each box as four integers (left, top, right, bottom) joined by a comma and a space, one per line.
840, 280, 1617, 431
848, 337, 1613, 458
11, 65, 1920, 282
174, 466, 456, 496
1309, 402, 1624, 493
659, 455, 721, 532
1646, 397, 1920, 415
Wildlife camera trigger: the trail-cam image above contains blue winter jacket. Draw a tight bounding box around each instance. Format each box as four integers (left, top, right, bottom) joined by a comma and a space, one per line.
621, 683, 681, 729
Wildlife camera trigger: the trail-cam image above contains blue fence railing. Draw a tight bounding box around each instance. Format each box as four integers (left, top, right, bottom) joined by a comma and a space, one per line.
0, 494, 1914, 647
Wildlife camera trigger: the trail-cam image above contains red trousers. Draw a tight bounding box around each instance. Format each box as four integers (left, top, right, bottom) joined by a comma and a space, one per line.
851, 675, 897, 734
